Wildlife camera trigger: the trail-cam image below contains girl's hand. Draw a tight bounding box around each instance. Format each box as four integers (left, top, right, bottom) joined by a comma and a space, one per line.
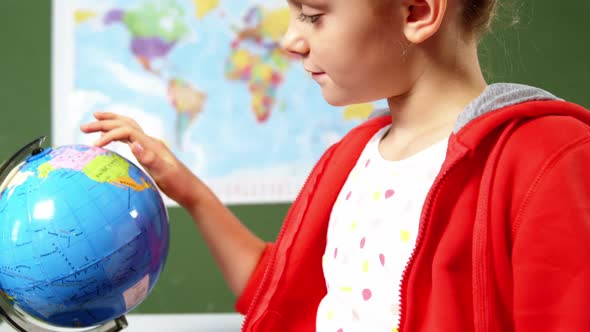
80, 111, 200, 207
82, 112, 267, 296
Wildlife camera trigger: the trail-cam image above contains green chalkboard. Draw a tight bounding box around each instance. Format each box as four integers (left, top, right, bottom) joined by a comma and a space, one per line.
0, 1, 588, 314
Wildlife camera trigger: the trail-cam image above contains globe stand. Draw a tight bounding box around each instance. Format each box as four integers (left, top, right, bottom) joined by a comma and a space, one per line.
0, 136, 128, 331
0, 292, 128, 332
0, 136, 48, 193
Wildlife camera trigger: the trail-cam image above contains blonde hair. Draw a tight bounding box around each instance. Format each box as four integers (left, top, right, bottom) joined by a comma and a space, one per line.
463, 0, 497, 36
373, 0, 499, 37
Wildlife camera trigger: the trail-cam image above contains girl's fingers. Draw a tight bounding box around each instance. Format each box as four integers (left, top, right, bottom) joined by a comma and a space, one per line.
132, 139, 174, 174
81, 119, 128, 133
93, 127, 140, 147
117, 116, 143, 131
93, 112, 142, 131
93, 111, 122, 120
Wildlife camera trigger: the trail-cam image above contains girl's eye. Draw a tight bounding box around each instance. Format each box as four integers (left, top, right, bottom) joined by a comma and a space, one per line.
297, 13, 322, 24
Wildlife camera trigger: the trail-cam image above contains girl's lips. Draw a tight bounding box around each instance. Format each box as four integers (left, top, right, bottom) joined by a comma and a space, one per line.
304, 67, 324, 76
304, 66, 327, 83
311, 72, 326, 81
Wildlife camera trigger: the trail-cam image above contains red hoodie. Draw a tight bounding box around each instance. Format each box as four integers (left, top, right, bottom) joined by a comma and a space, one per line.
236, 87, 590, 331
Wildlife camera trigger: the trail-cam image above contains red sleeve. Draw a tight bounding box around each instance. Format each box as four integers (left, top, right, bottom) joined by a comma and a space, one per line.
235, 243, 274, 314
512, 136, 590, 330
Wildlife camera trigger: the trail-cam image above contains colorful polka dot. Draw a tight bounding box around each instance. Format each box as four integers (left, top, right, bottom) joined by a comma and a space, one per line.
345, 191, 352, 200
337, 329, 343, 332
400, 230, 411, 243
362, 288, 372, 301
379, 254, 385, 266
373, 191, 381, 200
327, 310, 334, 320
334, 248, 338, 258
365, 159, 371, 167
362, 260, 369, 272
350, 221, 357, 231
385, 189, 395, 199
360, 237, 366, 248
340, 286, 353, 293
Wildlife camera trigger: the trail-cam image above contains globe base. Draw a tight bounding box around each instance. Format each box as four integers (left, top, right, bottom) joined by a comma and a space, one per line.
0, 294, 128, 332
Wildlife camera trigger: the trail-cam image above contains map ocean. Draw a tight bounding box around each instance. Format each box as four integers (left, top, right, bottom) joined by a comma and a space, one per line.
62, 0, 385, 203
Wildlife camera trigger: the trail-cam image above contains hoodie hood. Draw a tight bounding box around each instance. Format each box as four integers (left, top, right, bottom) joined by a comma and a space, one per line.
367, 82, 590, 150
369, 83, 562, 132
454, 83, 561, 132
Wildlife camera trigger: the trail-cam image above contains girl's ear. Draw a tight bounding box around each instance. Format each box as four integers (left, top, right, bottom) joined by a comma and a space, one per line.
402, 0, 447, 44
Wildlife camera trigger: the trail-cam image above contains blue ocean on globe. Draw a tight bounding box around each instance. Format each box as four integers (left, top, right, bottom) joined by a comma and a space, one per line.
0, 145, 169, 327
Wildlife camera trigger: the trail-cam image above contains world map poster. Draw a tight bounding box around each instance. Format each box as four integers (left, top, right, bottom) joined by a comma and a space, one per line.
52, 0, 385, 204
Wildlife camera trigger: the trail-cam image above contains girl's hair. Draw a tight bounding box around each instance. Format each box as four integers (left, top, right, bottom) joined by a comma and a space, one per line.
463, 0, 498, 36
374, 0, 499, 37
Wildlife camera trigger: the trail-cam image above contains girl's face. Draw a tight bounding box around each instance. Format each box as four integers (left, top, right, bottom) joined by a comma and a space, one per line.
283, 0, 413, 106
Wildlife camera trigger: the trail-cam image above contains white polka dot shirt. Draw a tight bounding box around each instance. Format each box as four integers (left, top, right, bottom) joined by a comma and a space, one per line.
316, 124, 448, 332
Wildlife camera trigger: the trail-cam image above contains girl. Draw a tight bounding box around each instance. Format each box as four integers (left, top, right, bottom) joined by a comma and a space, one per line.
81, 0, 590, 331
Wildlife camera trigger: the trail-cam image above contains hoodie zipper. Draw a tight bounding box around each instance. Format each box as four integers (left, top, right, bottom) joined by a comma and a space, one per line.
240, 149, 330, 331
397, 147, 466, 331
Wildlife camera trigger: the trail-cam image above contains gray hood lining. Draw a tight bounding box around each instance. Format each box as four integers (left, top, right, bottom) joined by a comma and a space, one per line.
367, 83, 561, 133
454, 83, 561, 132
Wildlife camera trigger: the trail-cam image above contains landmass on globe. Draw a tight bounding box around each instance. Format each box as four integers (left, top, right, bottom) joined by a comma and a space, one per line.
36, 146, 153, 191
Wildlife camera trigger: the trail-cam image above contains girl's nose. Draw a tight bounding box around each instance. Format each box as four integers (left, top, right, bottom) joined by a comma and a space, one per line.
281, 23, 309, 57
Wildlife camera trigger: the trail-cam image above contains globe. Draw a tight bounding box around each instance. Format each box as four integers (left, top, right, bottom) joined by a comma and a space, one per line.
0, 143, 169, 329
